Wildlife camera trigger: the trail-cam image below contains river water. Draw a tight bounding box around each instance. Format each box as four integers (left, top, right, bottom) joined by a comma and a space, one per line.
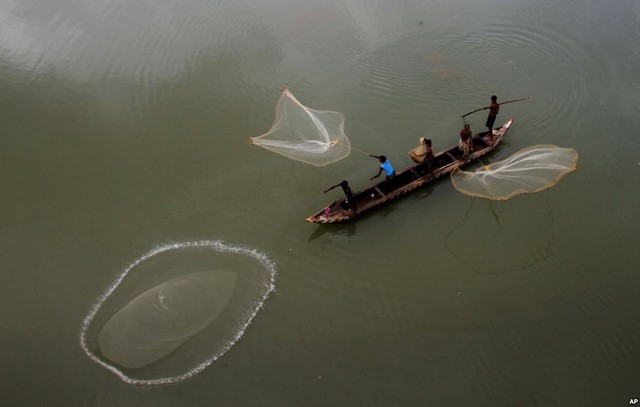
1, 0, 639, 405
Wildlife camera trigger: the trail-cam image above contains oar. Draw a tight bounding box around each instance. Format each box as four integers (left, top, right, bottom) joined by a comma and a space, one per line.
461, 97, 530, 118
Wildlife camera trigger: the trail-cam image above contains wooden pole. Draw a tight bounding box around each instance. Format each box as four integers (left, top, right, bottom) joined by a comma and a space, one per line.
461, 97, 530, 118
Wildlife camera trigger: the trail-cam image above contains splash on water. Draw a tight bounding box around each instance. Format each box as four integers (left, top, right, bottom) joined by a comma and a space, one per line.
80, 240, 277, 385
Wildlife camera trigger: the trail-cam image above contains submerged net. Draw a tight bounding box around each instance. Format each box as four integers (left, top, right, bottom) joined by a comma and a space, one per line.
80, 241, 277, 385
98, 270, 237, 369
250, 88, 350, 166
451, 145, 579, 200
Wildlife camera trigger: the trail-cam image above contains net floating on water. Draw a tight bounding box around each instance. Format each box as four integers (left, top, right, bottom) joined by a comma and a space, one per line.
451, 144, 579, 200
250, 88, 351, 166
80, 240, 277, 386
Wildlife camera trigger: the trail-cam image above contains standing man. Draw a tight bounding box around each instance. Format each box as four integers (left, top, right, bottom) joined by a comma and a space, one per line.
485, 95, 499, 134
459, 124, 473, 156
324, 180, 356, 212
369, 154, 396, 182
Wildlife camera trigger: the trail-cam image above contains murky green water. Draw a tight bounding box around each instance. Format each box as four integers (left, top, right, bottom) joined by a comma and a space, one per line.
1, 0, 639, 405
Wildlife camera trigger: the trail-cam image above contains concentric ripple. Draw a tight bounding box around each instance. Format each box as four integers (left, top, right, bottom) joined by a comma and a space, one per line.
445, 197, 555, 274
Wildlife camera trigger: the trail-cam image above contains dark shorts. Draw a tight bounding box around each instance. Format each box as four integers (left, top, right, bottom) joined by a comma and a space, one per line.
486, 115, 497, 130
385, 171, 396, 182
345, 194, 356, 211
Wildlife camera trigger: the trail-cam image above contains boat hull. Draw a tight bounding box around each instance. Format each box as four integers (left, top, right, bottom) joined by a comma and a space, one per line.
305, 119, 514, 224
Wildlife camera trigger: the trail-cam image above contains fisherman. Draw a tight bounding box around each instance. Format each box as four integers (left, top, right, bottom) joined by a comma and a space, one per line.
324, 180, 356, 212
485, 95, 500, 134
369, 154, 396, 182
409, 137, 434, 163
409, 138, 435, 171
459, 124, 473, 156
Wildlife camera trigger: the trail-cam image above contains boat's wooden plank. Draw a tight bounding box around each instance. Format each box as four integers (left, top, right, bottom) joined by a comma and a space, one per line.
445, 151, 458, 161
306, 119, 514, 223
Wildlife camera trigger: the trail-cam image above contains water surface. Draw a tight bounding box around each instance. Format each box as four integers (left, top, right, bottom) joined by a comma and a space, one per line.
1, 0, 639, 405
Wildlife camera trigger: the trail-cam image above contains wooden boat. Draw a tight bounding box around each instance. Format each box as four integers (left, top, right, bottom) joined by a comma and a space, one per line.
305, 119, 514, 224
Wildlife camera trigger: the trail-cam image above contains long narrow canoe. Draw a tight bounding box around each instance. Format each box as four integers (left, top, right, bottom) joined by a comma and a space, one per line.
305, 119, 514, 224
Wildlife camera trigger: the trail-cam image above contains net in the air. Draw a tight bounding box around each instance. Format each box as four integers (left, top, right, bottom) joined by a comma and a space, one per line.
250, 88, 350, 166
451, 145, 579, 200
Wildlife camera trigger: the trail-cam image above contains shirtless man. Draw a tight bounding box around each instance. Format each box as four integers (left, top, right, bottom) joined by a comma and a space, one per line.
485, 95, 500, 133
324, 180, 356, 212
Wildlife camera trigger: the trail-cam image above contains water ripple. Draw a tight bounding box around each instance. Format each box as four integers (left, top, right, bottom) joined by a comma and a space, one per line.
80, 240, 277, 385
0, 0, 253, 83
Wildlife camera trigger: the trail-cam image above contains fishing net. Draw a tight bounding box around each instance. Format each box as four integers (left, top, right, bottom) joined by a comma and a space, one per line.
80, 241, 277, 385
451, 145, 579, 200
98, 270, 237, 369
250, 88, 350, 166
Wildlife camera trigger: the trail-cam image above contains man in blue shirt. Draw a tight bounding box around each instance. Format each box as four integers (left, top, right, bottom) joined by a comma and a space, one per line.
369, 154, 396, 182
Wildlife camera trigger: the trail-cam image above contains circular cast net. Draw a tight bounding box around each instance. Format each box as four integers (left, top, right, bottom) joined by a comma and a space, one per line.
80, 241, 277, 385
451, 145, 579, 200
250, 88, 351, 166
